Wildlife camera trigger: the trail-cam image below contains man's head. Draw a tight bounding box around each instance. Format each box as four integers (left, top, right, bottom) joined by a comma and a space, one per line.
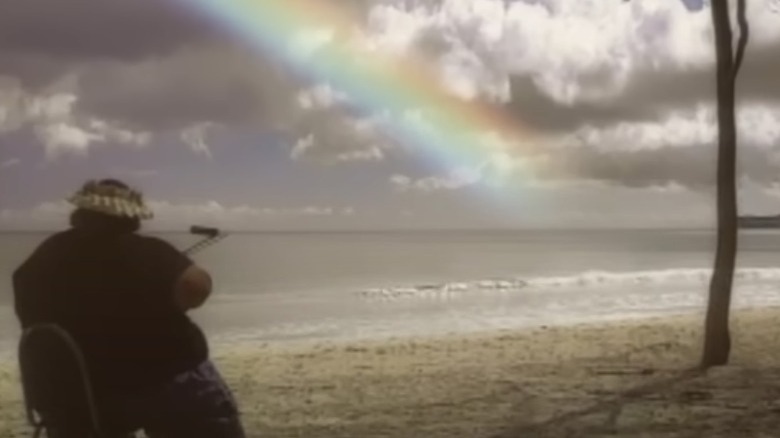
67, 179, 153, 234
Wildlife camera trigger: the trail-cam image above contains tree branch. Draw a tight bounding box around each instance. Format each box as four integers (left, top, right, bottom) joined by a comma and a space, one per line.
733, 0, 749, 79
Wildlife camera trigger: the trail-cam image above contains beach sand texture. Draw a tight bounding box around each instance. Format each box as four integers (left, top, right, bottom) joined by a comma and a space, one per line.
2, 308, 780, 437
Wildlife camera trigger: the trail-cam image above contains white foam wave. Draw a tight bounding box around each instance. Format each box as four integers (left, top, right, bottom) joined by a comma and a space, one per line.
357, 267, 780, 301
526, 267, 780, 288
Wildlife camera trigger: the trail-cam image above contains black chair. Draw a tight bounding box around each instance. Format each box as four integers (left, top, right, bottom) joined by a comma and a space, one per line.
17, 324, 137, 438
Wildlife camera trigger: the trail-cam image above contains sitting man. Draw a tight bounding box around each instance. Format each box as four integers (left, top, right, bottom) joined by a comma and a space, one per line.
12, 179, 246, 438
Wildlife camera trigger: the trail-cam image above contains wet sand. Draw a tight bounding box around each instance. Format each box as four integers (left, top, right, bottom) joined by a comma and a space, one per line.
2, 308, 780, 437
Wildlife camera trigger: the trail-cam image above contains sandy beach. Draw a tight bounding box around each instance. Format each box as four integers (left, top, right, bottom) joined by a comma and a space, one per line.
2, 308, 780, 437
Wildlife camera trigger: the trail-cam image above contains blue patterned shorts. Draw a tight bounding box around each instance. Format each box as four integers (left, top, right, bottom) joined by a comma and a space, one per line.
111, 360, 246, 438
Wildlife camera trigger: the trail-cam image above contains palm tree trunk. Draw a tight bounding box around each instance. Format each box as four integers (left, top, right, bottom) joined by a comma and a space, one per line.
700, 0, 747, 368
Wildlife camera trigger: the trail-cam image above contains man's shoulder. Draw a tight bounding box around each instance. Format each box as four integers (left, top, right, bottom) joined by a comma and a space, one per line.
30, 229, 77, 253
13, 230, 75, 278
43, 230, 168, 249
43, 228, 76, 242
128, 233, 176, 248
121, 234, 193, 277
121, 234, 184, 258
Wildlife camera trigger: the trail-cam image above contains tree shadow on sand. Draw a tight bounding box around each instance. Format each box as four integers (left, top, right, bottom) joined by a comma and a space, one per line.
493, 364, 780, 438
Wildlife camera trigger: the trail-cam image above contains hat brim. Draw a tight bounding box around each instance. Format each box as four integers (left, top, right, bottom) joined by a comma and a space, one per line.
68, 194, 154, 220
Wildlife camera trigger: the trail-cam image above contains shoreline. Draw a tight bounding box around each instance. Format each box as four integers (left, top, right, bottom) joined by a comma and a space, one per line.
206, 305, 772, 359
202, 303, 774, 354
0, 304, 772, 359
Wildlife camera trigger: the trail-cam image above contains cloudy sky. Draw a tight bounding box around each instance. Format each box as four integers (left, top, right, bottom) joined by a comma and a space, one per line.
1, 0, 779, 231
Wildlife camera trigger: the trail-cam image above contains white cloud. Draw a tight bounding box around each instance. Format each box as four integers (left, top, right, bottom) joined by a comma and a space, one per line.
390, 148, 536, 194
381, 175, 725, 229
361, 0, 780, 106
646, 181, 688, 194
334, 147, 385, 162
0, 201, 72, 229
558, 103, 780, 151
0, 77, 31, 133
289, 27, 336, 58
0, 78, 152, 158
291, 134, 315, 160
233, 0, 780, 170
180, 122, 214, 158
110, 168, 158, 179
391, 166, 482, 193
300, 206, 334, 216
364, 1, 511, 101
0, 200, 358, 230
290, 113, 392, 163
762, 179, 780, 196
27, 93, 77, 120
148, 201, 350, 219
35, 122, 103, 158
88, 119, 151, 146
0, 157, 21, 169
364, 4, 435, 55
4, 182, 780, 230
297, 84, 351, 110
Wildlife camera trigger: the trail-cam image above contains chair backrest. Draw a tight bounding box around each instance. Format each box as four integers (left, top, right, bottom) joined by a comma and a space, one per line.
18, 324, 102, 437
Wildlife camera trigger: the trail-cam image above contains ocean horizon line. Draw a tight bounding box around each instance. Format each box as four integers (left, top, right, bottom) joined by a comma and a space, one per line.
0, 225, 725, 235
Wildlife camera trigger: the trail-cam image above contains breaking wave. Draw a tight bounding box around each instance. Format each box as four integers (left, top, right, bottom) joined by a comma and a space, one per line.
358, 267, 780, 301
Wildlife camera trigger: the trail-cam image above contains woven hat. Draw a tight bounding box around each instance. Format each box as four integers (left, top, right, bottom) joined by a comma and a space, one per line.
67, 179, 153, 220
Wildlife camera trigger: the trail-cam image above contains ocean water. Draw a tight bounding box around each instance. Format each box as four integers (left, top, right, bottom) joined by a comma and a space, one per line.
2, 229, 780, 352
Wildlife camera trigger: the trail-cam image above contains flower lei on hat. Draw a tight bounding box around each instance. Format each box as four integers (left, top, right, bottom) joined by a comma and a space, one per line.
67, 180, 154, 220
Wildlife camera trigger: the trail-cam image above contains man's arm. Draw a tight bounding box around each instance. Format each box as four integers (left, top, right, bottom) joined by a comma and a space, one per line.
173, 264, 213, 311
136, 236, 215, 312
11, 239, 58, 328
12, 265, 58, 328
12, 267, 39, 328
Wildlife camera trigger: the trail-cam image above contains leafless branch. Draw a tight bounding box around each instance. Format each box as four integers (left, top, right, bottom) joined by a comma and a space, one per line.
733, 0, 749, 78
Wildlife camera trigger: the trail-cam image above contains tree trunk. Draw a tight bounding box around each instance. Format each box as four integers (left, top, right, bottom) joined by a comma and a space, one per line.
700, 0, 743, 368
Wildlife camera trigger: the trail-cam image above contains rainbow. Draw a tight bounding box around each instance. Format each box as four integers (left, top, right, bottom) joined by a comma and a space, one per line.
180, 0, 538, 190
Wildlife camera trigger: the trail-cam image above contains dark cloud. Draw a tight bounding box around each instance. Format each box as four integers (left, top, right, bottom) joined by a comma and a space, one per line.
505, 41, 780, 134
538, 143, 780, 189
0, 0, 381, 83
621, 41, 780, 108
1, 0, 777, 174
0, 53, 80, 90
504, 75, 658, 134
0, 0, 373, 132
75, 45, 299, 131
0, 0, 222, 89
0, 0, 214, 61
